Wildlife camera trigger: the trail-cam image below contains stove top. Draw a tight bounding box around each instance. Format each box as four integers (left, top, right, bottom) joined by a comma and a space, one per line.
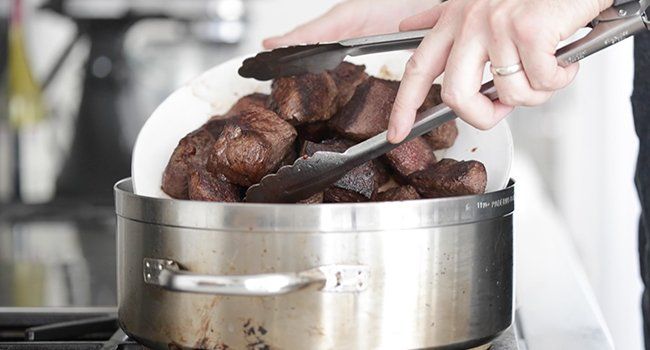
0, 308, 137, 350
0, 307, 523, 350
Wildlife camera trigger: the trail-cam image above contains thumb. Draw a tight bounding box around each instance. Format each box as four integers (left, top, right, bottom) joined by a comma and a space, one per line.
263, 4, 353, 49
398, 4, 445, 32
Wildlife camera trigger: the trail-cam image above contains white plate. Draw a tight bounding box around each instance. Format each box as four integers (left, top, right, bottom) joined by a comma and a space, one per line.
132, 52, 513, 199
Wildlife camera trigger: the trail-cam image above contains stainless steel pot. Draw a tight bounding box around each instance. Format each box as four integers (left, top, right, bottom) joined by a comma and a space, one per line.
115, 178, 515, 350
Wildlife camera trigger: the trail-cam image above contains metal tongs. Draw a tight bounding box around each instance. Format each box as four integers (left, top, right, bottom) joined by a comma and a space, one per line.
243, 2, 650, 203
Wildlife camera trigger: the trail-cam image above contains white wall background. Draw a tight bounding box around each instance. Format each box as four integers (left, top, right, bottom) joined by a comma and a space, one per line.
509, 34, 643, 350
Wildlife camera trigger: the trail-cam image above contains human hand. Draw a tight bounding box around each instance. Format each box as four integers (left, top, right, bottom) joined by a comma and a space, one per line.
387, 0, 613, 143
263, 0, 440, 49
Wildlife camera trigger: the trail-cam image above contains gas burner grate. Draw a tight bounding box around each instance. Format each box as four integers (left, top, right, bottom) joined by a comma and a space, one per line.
0, 309, 141, 350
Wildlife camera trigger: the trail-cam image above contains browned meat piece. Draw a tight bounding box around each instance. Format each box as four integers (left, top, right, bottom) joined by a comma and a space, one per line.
384, 137, 437, 179
301, 138, 352, 155
296, 121, 335, 142
329, 77, 399, 141
323, 162, 382, 202
161, 125, 219, 199
207, 106, 297, 187
301, 139, 383, 203
188, 170, 242, 202
374, 159, 391, 186
226, 93, 269, 117
269, 72, 338, 125
209, 93, 269, 121
324, 186, 367, 203
418, 84, 443, 112
408, 159, 487, 198
329, 62, 369, 107
301, 138, 389, 185
298, 192, 324, 204
202, 118, 229, 138
418, 85, 459, 150
376, 185, 421, 201
424, 121, 459, 150
280, 147, 298, 167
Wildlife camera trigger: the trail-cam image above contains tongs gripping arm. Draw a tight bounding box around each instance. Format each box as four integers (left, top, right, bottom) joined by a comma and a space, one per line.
592, 0, 648, 25
556, 1, 649, 67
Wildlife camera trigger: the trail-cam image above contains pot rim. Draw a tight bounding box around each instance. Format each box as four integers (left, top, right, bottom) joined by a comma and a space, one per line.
115, 178, 514, 233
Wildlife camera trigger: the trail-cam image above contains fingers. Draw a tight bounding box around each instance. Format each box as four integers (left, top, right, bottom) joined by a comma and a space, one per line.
487, 36, 552, 108
517, 41, 580, 91
489, 9, 578, 93
441, 37, 502, 130
263, 5, 351, 49
389, 0, 585, 135
387, 28, 453, 143
398, 4, 446, 31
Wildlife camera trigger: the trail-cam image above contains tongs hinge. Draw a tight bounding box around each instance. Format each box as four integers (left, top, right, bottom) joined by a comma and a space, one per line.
592, 0, 648, 26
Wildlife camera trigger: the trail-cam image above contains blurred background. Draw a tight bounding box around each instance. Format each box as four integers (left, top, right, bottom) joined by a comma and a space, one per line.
0, 0, 643, 349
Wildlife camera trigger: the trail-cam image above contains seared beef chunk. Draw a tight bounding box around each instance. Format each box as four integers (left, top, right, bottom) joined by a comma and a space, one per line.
209, 93, 269, 121
298, 192, 324, 204
301, 139, 383, 203
280, 147, 298, 167
301, 138, 389, 186
324, 186, 367, 203
374, 159, 391, 186
226, 93, 269, 117
296, 121, 335, 143
418, 85, 458, 150
328, 81, 456, 147
384, 137, 437, 179
188, 170, 242, 202
329, 77, 399, 141
418, 84, 443, 112
269, 72, 338, 125
162, 125, 221, 199
202, 118, 229, 138
329, 62, 369, 107
376, 185, 421, 201
301, 138, 352, 155
408, 159, 487, 198
424, 121, 459, 150
323, 161, 384, 202
207, 106, 297, 187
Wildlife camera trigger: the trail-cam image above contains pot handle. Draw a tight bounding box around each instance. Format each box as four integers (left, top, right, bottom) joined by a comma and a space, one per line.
143, 258, 370, 296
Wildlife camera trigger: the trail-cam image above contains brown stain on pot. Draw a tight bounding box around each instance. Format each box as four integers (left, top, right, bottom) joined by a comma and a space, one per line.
188, 297, 223, 349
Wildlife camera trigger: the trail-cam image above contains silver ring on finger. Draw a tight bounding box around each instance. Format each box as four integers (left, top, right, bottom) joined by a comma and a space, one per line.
490, 62, 523, 77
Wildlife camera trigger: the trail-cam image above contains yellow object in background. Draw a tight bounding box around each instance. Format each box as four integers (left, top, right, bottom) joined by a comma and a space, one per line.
8, 0, 45, 128
13, 262, 45, 306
